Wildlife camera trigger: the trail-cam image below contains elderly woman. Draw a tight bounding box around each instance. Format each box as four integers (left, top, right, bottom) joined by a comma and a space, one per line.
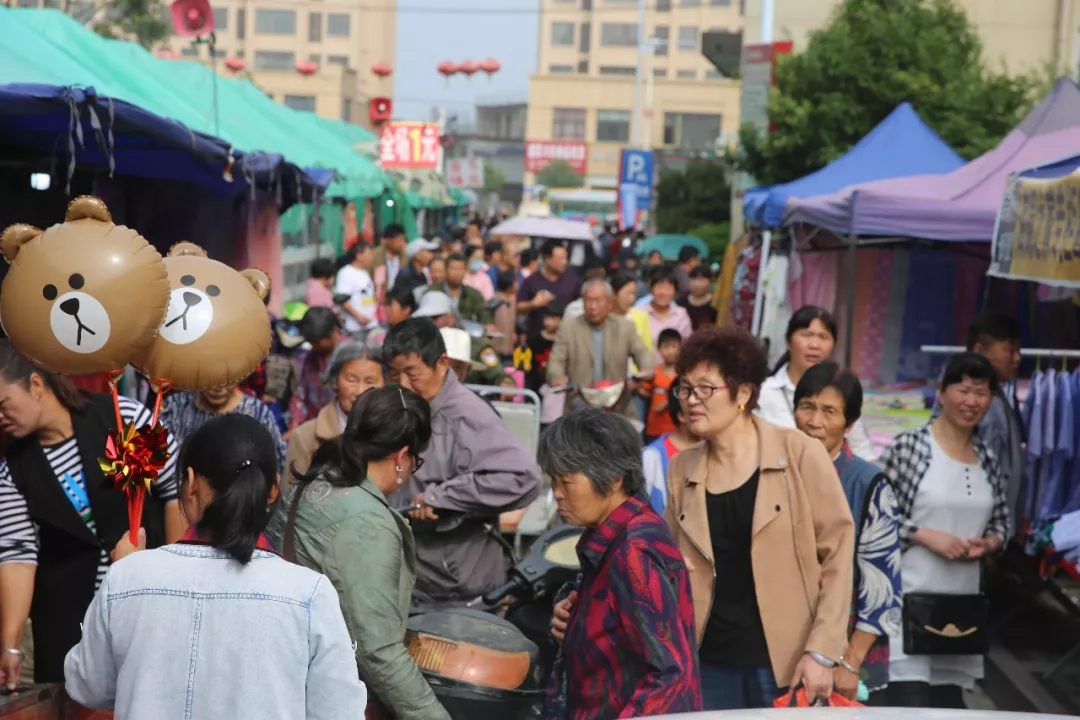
793, 362, 903, 703
543, 408, 701, 720
664, 325, 855, 709
878, 353, 1009, 709
282, 342, 385, 483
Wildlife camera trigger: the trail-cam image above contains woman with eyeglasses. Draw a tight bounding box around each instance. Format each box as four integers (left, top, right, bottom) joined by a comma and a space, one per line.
269, 385, 450, 720
663, 326, 855, 710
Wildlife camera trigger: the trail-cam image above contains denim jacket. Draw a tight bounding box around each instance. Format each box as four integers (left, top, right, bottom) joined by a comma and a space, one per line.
64, 543, 368, 719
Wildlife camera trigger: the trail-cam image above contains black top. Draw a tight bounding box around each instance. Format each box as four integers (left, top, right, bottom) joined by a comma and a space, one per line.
681, 297, 718, 331
699, 470, 771, 667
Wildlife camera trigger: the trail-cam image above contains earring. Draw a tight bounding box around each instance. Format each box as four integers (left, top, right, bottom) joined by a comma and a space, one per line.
395, 465, 403, 473
395, 477, 405, 485
737, 403, 745, 413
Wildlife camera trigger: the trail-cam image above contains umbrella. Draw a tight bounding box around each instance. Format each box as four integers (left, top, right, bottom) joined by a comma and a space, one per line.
635, 234, 709, 260
489, 215, 594, 242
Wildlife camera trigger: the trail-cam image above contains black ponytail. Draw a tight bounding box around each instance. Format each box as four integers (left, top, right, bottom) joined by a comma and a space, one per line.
177, 413, 279, 564
294, 384, 432, 488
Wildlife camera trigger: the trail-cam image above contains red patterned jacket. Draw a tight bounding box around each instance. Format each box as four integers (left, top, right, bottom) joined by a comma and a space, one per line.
547, 494, 702, 719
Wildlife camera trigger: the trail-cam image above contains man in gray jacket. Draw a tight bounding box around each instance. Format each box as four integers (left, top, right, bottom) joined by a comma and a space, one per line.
383, 318, 541, 612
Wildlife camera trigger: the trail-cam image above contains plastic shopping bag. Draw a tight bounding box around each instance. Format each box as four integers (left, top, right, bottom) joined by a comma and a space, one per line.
773, 683, 866, 708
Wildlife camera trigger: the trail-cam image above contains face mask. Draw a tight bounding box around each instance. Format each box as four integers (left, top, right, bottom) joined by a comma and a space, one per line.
469, 260, 485, 272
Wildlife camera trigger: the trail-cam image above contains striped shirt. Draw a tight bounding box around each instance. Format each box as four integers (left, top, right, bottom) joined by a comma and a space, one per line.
0, 396, 179, 589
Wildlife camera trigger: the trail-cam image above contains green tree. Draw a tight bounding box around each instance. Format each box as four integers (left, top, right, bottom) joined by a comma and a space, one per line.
655, 159, 732, 236
740, 0, 1039, 185
535, 159, 585, 189
83, 0, 171, 49
482, 162, 506, 192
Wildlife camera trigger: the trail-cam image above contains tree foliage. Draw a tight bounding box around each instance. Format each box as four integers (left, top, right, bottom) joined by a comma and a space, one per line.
85, 0, 171, 50
739, 0, 1040, 185
535, 160, 585, 189
655, 160, 732, 235
482, 162, 506, 192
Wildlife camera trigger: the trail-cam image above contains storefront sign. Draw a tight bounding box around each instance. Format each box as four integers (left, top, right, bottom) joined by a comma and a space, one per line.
446, 157, 484, 188
525, 140, 588, 175
990, 173, 1080, 287
379, 122, 441, 169
739, 42, 793, 139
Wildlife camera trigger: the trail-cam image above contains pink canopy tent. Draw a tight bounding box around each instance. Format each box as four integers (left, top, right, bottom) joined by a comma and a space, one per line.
783, 77, 1080, 241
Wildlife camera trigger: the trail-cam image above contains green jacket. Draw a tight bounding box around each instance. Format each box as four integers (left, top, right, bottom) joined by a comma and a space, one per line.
466, 336, 512, 387
267, 477, 450, 720
428, 282, 490, 324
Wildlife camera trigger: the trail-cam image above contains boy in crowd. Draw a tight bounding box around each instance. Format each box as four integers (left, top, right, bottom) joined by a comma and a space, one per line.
489, 270, 518, 361
640, 329, 682, 443
524, 302, 564, 394
642, 374, 697, 514
384, 285, 418, 328
682, 266, 718, 330
334, 241, 378, 339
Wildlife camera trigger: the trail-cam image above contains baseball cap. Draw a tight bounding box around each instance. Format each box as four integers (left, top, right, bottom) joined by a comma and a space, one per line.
414, 291, 453, 318
406, 237, 440, 258
440, 327, 486, 371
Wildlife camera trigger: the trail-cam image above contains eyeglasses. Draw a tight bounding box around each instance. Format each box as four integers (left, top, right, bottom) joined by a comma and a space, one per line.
672, 383, 727, 401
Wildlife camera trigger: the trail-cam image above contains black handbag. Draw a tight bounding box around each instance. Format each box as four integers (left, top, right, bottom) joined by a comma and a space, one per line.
902, 593, 989, 655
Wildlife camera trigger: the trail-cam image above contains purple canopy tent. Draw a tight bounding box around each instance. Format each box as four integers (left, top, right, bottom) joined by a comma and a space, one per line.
783, 77, 1080, 241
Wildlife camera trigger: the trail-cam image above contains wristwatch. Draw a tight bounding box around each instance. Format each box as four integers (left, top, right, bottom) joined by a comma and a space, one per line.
807, 651, 836, 669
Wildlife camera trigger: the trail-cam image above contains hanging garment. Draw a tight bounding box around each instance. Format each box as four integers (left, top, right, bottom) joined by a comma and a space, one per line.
714, 235, 746, 326
857, 249, 893, 382
759, 254, 791, 368
1022, 373, 1045, 523
787, 250, 839, 312
1067, 368, 1080, 513
878, 248, 911, 385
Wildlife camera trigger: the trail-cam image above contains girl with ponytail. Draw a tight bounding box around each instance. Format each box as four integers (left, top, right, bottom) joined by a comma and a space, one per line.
64, 413, 368, 719
269, 385, 451, 719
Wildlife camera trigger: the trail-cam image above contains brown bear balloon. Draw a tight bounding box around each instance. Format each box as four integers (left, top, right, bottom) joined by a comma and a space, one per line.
0, 196, 169, 375
132, 242, 271, 391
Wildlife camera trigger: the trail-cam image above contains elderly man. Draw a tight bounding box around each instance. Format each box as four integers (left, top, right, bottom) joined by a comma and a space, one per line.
393, 237, 440, 296
547, 278, 654, 421
383, 319, 541, 612
414, 292, 512, 388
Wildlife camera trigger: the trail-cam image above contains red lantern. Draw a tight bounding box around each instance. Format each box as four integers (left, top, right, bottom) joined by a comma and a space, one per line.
295, 60, 318, 77
437, 61, 458, 85
371, 62, 392, 78
479, 58, 501, 78
224, 56, 246, 72
458, 60, 479, 77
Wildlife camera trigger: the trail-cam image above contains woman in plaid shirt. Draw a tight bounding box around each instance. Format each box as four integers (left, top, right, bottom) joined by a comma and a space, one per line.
878, 352, 1010, 709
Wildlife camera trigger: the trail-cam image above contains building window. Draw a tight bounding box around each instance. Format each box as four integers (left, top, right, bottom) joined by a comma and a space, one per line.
255, 9, 296, 35
653, 25, 669, 56
681, 0, 701, 5
327, 13, 350, 37
181, 47, 199, 58
553, 0, 576, 3
309, 54, 321, 66
596, 109, 631, 142
284, 95, 317, 113
711, 0, 732, 5
254, 50, 296, 70
212, 48, 226, 58
705, 69, 723, 79
582, 0, 591, 8
342, 99, 352, 122
553, 108, 586, 141
653, 68, 668, 77
577, 59, 589, 73
656, 0, 671, 10
43, 0, 61, 8
600, 22, 638, 47
551, 22, 575, 46
69, 1, 93, 22
328, 55, 350, 67
236, 8, 245, 39
678, 26, 698, 50
309, 12, 322, 41
549, 64, 575, 73
212, 7, 227, 29
580, 22, 591, 52
676, 69, 696, 78
663, 112, 722, 149
599, 66, 636, 76
236, 49, 245, 58
15, 0, 37, 7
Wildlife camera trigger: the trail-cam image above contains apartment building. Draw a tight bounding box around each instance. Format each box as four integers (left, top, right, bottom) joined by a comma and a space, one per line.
526, 0, 743, 190
743, 0, 1080, 76
163, 0, 397, 125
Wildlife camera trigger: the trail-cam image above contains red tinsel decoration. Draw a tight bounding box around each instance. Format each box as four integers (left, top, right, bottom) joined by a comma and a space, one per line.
99, 421, 171, 539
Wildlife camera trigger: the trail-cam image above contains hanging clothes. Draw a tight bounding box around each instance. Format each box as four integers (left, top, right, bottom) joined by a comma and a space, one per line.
758, 254, 791, 368
714, 235, 746, 326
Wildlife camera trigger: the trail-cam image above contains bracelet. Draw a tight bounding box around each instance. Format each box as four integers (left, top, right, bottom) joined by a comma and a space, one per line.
807, 651, 836, 669
837, 656, 858, 675
2, 648, 23, 657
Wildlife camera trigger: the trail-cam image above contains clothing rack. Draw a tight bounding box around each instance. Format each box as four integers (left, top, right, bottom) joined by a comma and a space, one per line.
920, 345, 1080, 358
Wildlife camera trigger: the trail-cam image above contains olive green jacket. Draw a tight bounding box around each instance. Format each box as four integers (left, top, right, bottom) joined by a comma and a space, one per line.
466, 335, 512, 387
267, 477, 450, 720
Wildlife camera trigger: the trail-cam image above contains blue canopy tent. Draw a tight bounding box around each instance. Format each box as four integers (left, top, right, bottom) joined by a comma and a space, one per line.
743, 103, 965, 228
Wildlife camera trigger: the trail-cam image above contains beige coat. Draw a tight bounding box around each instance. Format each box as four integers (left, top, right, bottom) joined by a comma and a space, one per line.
283, 402, 341, 485
663, 417, 855, 686
546, 314, 653, 419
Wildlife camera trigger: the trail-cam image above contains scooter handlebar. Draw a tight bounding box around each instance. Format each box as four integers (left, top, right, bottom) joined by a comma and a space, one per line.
481, 573, 528, 606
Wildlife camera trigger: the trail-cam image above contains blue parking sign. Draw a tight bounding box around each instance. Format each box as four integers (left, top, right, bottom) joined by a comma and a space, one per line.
618, 149, 655, 210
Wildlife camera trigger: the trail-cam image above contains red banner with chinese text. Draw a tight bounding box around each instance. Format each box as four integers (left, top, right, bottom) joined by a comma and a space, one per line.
379, 122, 441, 169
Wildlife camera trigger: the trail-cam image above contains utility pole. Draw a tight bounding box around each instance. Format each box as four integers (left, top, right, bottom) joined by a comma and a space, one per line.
632, 0, 646, 148
750, 0, 775, 337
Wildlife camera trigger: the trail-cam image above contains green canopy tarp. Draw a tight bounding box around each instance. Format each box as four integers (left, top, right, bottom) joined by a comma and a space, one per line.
4, 8, 390, 199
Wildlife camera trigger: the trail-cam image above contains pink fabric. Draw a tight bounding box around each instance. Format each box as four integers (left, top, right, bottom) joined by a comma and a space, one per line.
305, 279, 334, 308
788, 251, 839, 313
465, 270, 495, 301
856, 249, 894, 381
373, 265, 389, 324
242, 201, 283, 316
646, 303, 693, 364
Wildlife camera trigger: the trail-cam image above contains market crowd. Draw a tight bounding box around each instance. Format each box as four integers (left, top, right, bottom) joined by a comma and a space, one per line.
0, 215, 1024, 719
